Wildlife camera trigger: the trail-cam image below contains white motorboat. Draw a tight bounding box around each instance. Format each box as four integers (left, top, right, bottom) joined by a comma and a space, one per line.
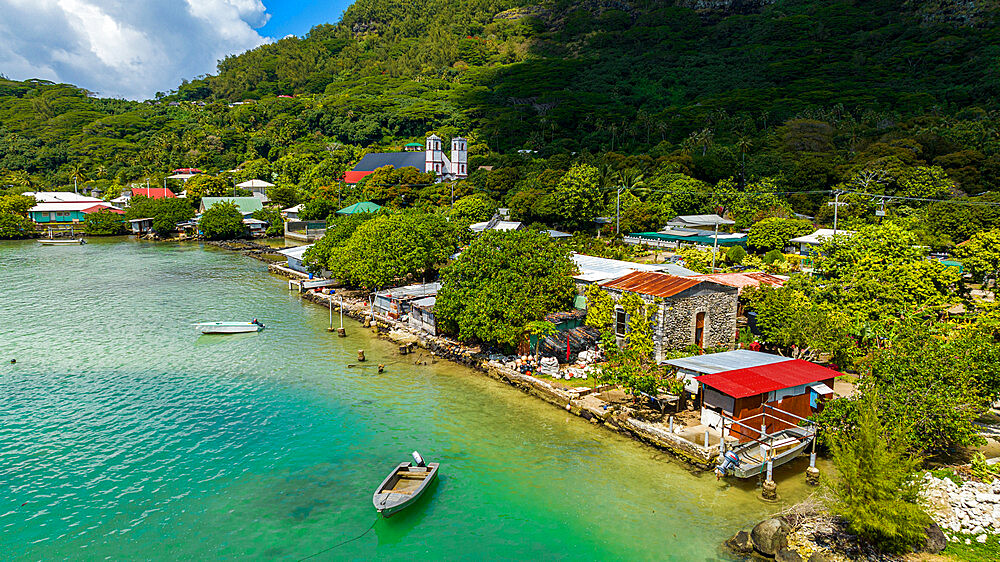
717, 427, 814, 479
39, 238, 86, 245
194, 320, 265, 334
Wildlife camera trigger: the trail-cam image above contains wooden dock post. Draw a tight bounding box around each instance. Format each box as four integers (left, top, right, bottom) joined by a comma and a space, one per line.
326, 297, 334, 332
806, 439, 820, 485
377, 364, 385, 373
762, 460, 778, 500
357, 350, 366, 362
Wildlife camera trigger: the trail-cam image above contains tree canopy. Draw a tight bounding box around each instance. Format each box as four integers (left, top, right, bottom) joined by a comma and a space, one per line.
435, 229, 576, 349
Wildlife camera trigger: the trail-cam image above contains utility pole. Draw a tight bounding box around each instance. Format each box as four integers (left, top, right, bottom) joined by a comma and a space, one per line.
833, 190, 842, 236
615, 185, 626, 235
711, 221, 719, 272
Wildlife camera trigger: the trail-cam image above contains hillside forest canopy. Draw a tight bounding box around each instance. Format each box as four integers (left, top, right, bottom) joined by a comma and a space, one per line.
0, 0, 996, 242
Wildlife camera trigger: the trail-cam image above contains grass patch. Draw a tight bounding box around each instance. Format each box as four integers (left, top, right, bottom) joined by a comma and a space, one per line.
532, 373, 602, 389
942, 532, 1000, 561
930, 468, 963, 486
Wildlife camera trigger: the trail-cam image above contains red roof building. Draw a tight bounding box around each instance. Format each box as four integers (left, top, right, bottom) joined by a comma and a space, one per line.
597, 271, 739, 360
131, 187, 176, 199
694, 358, 839, 442
81, 204, 124, 215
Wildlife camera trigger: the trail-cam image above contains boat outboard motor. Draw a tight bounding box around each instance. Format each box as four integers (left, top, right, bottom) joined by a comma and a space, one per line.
716, 450, 740, 478
411, 451, 426, 467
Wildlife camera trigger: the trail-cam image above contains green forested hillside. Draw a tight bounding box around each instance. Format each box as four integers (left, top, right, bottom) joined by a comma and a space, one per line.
2, 0, 1000, 240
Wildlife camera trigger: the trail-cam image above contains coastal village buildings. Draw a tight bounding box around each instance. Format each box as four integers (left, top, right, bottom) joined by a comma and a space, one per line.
344, 135, 469, 184
663, 350, 837, 443
598, 271, 739, 361
25, 192, 122, 224
373, 282, 441, 323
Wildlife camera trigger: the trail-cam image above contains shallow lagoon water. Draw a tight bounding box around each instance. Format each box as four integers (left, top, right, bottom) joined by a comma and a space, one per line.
0, 238, 823, 560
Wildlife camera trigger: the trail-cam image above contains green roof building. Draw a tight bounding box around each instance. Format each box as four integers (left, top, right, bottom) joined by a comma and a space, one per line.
199, 197, 263, 216
337, 201, 382, 215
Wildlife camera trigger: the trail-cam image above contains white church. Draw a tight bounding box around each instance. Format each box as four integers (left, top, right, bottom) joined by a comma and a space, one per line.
344, 134, 469, 184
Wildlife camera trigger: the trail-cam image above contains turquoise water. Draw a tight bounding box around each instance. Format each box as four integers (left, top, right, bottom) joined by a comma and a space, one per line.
0, 238, 818, 560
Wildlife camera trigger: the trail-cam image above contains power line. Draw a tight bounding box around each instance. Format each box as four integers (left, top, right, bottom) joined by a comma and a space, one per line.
841, 189, 1000, 207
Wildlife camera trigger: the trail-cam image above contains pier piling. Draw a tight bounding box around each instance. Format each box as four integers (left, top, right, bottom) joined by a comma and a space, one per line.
358, 350, 366, 362
337, 328, 347, 337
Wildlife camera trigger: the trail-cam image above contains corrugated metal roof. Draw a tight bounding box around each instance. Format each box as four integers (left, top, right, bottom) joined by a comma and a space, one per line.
691, 272, 785, 291
378, 282, 441, 300
411, 296, 436, 308
277, 244, 313, 260
662, 350, 792, 374
200, 197, 263, 215
665, 214, 735, 227
351, 152, 425, 172
30, 201, 115, 212
789, 229, 855, 245
24, 192, 102, 203
599, 271, 705, 297
695, 359, 842, 399
572, 254, 699, 282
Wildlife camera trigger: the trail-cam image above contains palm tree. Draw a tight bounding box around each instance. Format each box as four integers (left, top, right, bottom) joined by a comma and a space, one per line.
70, 163, 87, 194
614, 169, 645, 235
736, 135, 752, 188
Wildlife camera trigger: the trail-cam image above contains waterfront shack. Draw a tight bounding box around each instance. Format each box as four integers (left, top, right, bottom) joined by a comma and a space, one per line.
243, 218, 268, 236
276, 244, 312, 274
408, 296, 438, 335
373, 282, 441, 321
695, 359, 837, 442
598, 271, 738, 360
129, 217, 154, 234
662, 350, 836, 442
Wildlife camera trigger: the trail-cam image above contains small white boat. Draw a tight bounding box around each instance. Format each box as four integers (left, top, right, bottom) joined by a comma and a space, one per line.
717, 427, 814, 479
373, 452, 439, 517
39, 238, 86, 245
194, 320, 265, 334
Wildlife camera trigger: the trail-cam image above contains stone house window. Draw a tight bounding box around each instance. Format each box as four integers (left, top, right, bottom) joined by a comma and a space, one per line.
615, 308, 628, 337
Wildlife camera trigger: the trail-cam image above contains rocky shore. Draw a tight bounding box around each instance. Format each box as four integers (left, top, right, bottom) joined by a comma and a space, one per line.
922, 472, 1000, 544
218, 243, 730, 471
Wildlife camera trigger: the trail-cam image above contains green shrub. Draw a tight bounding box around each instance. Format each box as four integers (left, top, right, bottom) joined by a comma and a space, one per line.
763, 249, 785, 264
725, 245, 746, 265
84, 209, 127, 235
199, 202, 247, 240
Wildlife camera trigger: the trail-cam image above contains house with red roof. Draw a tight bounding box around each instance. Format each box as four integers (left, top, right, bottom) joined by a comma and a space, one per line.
663, 350, 837, 443
130, 187, 176, 199
598, 270, 739, 361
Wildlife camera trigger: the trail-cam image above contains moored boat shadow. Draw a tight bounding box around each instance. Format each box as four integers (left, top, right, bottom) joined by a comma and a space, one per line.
372, 476, 441, 546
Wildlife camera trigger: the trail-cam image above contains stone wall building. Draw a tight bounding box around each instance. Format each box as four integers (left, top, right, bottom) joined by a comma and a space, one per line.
598, 271, 739, 362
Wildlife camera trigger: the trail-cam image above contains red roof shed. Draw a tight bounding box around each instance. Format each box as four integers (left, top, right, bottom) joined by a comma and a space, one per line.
695, 359, 841, 399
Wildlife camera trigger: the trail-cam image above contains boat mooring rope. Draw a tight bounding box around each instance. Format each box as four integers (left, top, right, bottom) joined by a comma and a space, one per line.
297, 517, 378, 561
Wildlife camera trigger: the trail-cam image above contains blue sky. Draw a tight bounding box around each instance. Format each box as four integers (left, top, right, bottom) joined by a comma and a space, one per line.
260, 0, 354, 37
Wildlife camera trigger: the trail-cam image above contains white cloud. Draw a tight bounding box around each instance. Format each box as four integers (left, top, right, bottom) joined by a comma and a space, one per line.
0, 0, 272, 99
